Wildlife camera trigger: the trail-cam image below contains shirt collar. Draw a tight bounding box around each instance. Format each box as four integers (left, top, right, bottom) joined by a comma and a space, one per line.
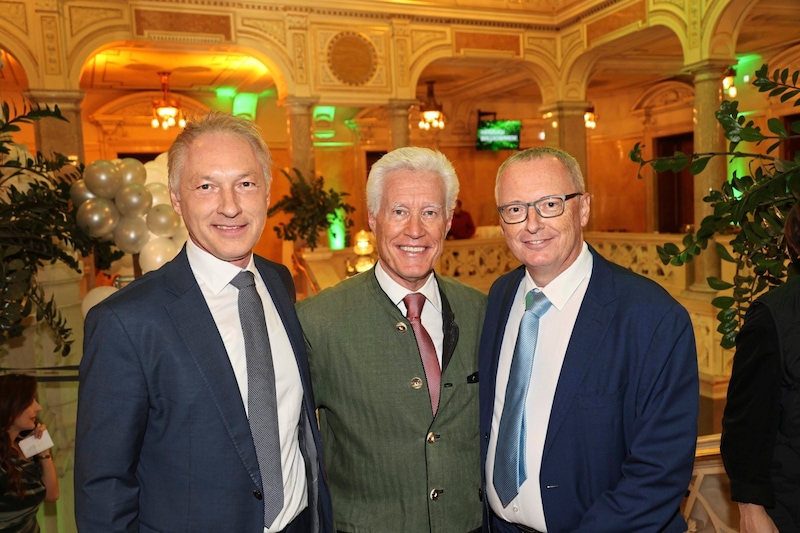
524, 242, 592, 311
374, 260, 442, 313
186, 238, 256, 294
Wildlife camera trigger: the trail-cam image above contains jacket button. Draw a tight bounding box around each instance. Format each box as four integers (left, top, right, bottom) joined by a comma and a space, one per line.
426, 432, 437, 444
396, 322, 407, 332
429, 488, 443, 500
410, 377, 423, 389
253, 489, 262, 500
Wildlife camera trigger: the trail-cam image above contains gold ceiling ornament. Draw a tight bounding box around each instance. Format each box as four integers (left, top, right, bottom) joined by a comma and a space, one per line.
151, 71, 186, 130
418, 81, 445, 131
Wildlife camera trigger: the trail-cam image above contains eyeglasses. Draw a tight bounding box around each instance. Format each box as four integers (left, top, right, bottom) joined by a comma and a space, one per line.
497, 193, 583, 224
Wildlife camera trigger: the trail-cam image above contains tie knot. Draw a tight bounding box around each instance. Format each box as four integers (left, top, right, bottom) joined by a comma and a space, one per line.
524, 289, 551, 317
231, 270, 256, 290
403, 293, 426, 320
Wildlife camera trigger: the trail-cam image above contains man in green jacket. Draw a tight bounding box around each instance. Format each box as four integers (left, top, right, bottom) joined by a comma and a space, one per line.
296, 147, 486, 532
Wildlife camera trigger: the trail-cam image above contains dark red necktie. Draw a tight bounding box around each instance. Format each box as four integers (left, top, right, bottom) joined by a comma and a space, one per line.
404, 293, 441, 415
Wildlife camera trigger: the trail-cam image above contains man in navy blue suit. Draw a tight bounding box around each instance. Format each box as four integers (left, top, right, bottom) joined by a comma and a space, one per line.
480, 147, 698, 532
75, 112, 331, 532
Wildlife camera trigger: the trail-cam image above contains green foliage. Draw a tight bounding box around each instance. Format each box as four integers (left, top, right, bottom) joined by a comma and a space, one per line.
1, 101, 123, 356
629, 64, 800, 349
267, 167, 355, 251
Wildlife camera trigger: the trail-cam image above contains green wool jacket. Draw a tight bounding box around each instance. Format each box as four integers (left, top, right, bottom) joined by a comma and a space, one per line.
296, 270, 487, 533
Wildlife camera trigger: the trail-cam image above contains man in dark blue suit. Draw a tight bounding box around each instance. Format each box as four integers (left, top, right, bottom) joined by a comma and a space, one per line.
480, 147, 698, 533
75, 112, 331, 532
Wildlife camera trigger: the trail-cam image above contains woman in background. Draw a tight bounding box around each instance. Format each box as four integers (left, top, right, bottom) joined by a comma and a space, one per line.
721, 201, 800, 533
0, 374, 59, 532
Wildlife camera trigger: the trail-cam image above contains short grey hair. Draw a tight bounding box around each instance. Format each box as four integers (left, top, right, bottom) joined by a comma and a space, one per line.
366, 147, 459, 217
168, 111, 273, 195
495, 147, 585, 202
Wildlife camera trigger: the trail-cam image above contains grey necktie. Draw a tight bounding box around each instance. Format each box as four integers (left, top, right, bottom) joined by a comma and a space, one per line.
230, 270, 284, 526
493, 289, 552, 506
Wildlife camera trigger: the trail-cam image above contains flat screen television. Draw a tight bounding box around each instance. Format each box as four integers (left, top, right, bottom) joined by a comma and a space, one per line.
476, 119, 521, 151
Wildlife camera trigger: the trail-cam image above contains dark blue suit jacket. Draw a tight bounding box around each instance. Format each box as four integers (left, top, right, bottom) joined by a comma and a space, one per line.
479, 246, 698, 533
75, 248, 332, 532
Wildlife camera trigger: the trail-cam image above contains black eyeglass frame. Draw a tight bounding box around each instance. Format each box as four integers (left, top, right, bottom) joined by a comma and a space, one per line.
497, 192, 583, 224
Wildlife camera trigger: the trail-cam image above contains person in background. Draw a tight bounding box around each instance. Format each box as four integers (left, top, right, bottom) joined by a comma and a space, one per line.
297, 147, 486, 532
75, 111, 331, 532
0, 374, 59, 532
721, 200, 800, 533
480, 146, 699, 532
447, 199, 476, 239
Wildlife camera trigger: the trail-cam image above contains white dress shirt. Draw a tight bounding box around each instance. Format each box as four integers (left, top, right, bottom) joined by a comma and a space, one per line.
374, 261, 445, 367
186, 240, 307, 532
486, 243, 593, 531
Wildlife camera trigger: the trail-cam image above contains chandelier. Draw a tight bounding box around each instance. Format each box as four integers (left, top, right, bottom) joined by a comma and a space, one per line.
418, 81, 445, 130
151, 72, 186, 130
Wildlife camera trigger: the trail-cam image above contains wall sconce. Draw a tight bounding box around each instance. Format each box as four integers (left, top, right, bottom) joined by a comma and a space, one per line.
723, 67, 737, 98
584, 107, 597, 129
418, 81, 446, 130
152, 72, 186, 130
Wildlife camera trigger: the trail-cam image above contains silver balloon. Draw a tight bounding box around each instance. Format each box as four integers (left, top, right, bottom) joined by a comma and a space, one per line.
83, 160, 123, 199
146, 204, 182, 238
139, 237, 179, 274
70, 179, 96, 208
76, 198, 120, 238
146, 182, 171, 206
113, 216, 151, 254
118, 158, 147, 185
115, 183, 153, 218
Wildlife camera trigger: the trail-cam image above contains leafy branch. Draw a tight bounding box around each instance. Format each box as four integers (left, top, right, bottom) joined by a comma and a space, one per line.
1, 102, 123, 356
629, 64, 800, 348
267, 167, 355, 251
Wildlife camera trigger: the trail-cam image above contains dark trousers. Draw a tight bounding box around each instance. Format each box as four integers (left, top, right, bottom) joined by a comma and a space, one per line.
280, 507, 311, 533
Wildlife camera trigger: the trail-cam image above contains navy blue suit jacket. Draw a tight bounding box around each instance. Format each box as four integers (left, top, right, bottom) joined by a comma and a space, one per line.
479, 246, 698, 533
75, 248, 332, 532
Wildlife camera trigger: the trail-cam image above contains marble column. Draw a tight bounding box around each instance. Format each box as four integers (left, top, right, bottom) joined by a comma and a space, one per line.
387, 99, 416, 149
281, 96, 318, 180
539, 101, 590, 183
25, 90, 86, 164
687, 61, 729, 296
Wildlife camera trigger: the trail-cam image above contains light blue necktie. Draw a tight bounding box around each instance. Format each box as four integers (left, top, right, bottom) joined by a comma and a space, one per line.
493, 289, 552, 506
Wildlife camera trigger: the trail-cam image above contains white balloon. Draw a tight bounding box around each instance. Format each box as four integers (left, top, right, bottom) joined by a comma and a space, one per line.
81, 286, 119, 317
171, 225, 189, 247
146, 182, 171, 206
154, 152, 169, 169
139, 237, 179, 273
144, 161, 168, 185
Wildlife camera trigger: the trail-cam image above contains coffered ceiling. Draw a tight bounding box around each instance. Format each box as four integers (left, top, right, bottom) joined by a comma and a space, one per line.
1, 0, 799, 109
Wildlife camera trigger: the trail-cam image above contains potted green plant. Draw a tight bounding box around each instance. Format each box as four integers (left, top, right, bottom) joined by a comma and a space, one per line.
267, 167, 355, 251
629, 64, 800, 348
1, 101, 122, 356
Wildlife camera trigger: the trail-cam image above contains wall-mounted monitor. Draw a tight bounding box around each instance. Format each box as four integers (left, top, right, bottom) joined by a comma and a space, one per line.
476, 119, 522, 151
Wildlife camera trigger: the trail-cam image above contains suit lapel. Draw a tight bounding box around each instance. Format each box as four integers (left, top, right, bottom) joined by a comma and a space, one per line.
164, 250, 261, 487
542, 249, 616, 460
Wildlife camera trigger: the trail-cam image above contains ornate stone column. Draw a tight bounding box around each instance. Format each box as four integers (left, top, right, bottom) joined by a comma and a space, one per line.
539, 101, 590, 183
387, 99, 416, 149
25, 90, 86, 163
281, 96, 318, 180
687, 61, 729, 296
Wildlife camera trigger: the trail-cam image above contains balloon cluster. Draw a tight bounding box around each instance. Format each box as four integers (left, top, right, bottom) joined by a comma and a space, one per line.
71, 153, 188, 275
